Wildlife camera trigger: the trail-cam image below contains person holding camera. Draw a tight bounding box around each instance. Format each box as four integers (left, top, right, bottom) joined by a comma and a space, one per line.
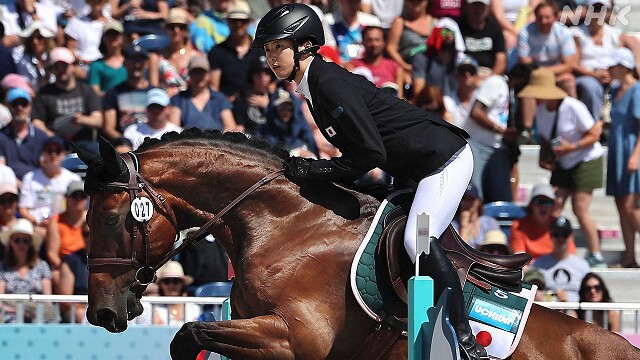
519, 68, 606, 268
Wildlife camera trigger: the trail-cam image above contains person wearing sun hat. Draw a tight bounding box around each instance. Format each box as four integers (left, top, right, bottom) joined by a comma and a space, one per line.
152, 261, 201, 325
160, 8, 200, 96
519, 68, 607, 268
605, 47, 640, 268
15, 21, 55, 91
88, 20, 127, 96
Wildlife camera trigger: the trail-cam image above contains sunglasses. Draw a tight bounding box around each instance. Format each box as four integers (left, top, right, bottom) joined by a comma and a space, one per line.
551, 231, 570, 238
68, 191, 88, 200
0, 195, 18, 205
160, 278, 183, 285
10, 99, 29, 108
585, 284, 603, 292
167, 23, 188, 31
533, 198, 554, 206
11, 236, 32, 244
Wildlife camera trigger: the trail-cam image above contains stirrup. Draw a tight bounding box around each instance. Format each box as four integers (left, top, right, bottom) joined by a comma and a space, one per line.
459, 342, 490, 360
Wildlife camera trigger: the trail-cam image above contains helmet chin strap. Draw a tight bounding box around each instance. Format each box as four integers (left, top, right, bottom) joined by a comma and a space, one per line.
286, 39, 320, 82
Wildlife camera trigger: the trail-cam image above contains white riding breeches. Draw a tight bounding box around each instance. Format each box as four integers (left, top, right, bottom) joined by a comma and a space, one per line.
403, 144, 474, 263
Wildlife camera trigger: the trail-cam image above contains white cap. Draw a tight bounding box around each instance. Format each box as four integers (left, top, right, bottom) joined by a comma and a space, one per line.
586, 0, 611, 7
529, 183, 556, 203
146, 88, 170, 107
603, 47, 636, 70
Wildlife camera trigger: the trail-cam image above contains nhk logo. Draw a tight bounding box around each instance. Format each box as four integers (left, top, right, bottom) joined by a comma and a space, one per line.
470, 299, 519, 332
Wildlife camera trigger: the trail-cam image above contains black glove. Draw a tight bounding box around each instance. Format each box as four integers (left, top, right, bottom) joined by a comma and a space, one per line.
283, 157, 312, 180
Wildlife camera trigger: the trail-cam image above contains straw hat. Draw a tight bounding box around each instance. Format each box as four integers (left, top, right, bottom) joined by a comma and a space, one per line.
517, 68, 568, 100
0, 218, 44, 250
166, 8, 190, 25
156, 261, 193, 285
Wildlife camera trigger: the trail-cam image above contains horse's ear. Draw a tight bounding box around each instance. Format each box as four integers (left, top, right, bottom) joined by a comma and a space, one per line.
98, 136, 129, 180
70, 142, 101, 168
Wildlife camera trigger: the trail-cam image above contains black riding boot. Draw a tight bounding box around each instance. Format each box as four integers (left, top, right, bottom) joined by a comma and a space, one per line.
419, 238, 489, 360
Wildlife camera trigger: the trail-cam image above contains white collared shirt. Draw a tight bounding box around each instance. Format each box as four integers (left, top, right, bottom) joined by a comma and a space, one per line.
295, 57, 316, 109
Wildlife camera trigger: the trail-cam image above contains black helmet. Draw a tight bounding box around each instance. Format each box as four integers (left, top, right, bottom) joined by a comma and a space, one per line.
252, 3, 325, 49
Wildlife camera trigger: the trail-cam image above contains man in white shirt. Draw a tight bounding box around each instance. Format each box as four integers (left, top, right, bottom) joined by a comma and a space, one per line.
124, 88, 182, 150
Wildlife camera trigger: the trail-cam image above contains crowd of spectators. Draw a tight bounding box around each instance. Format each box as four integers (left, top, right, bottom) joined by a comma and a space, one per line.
0, 0, 638, 327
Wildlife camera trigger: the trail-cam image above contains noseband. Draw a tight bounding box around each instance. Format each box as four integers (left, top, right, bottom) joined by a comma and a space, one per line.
87, 152, 284, 287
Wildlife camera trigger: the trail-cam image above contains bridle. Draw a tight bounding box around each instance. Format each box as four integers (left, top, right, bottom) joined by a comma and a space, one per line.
87, 152, 285, 288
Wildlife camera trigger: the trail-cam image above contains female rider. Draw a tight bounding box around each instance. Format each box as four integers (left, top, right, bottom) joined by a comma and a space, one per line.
253, 4, 486, 360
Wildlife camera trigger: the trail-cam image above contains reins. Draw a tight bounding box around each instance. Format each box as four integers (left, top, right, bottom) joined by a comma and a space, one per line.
87, 151, 285, 287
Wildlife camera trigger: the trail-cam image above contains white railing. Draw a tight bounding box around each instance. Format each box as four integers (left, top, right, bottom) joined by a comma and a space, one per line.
0, 294, 226, 325
2, 295, 640, 333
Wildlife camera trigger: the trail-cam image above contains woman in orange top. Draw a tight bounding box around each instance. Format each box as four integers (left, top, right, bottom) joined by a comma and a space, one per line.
510, 183, 576, 259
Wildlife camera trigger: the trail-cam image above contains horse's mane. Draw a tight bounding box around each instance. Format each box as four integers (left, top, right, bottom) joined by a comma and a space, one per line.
136, 128, 290, 161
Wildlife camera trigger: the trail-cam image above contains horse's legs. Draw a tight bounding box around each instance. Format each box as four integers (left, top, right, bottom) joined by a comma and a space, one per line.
170, 315, 296, 360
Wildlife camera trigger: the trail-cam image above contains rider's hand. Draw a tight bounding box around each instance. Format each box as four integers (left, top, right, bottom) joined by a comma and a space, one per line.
284, 157, 311, 180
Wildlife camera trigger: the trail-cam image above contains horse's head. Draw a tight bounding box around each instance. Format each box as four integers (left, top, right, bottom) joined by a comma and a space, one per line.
77, 138, 179, 332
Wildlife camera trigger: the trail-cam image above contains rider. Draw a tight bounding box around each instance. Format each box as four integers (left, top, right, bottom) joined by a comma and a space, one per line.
253, 4, 487, 360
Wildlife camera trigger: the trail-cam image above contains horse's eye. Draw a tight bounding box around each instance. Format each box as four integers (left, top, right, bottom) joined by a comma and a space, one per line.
104, 214, 120, 227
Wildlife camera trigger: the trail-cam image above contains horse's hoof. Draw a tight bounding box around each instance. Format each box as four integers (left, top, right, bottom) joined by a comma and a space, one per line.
170, 323, 202, 360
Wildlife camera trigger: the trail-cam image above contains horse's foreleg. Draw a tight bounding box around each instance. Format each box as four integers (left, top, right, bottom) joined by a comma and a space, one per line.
170, 314, 294, 360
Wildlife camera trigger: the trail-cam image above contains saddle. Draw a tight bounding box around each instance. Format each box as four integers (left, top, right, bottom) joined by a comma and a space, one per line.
375, 206, 531, 320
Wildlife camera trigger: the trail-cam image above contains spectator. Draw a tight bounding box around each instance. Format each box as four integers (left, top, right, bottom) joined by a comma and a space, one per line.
412, 23, 461, 97
111, 0, 169, 39
518, 68, 606, 267
478, 228, 511, 255
190, 0, 234, 53
64, 0, 111, 79
19, 136, 81, 238
57, 220, 89, 323
256, 88, 318, 156
159, 8, 202, 96
168, 55, 236, 131
44, 181, 87, 288
605, 47, 640, 268
179, 235, 229, 289
577, 272, 620, 332
88, 20, 127, 96
124, 88, 181, 149
359, 0, 403, 29
31, 47, 103, 153
0, 183, 19, 232
571, 0, 640, 120
517, 1, 577, 129
445, 55, 480, 127
510, 183, 577, 259
452, 183, 501, 249
385, 0, 434, 80
112, 137, 134, 154
0, 219, 52, 323
522, 268, 555, 301
458, 0, 507, 75
0, 88, 49, 180
102, 45, 154, 141
324, 0, 381, 64
530, 216, 590, 304
152, 261, 200, 325
429, 0, 463, 21
208, 0, 263, 100
491, 0, 540, 50
0, 23, 17, 81
232, 55, 278, 134
414, 85, 453, 123
0, 73, 33, 99
0, 0, 61, 51
15, 21, 53, 91
465, 67, 517, 203
346, 26, 403, 97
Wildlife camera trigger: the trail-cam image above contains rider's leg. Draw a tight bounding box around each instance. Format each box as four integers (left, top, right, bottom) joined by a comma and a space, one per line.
403, 144, 488, 360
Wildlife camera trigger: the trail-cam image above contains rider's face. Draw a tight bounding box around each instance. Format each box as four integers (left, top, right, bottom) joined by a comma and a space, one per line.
264, 39, 296, 80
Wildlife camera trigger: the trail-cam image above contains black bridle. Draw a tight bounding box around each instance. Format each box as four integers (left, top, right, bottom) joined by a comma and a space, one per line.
87, 152, 285, 287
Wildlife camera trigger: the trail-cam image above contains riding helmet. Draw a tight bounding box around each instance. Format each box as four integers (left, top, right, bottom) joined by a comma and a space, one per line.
252, 3, 325, 49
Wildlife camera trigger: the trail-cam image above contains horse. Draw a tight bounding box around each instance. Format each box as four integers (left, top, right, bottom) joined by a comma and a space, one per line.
80, 130, 640, 360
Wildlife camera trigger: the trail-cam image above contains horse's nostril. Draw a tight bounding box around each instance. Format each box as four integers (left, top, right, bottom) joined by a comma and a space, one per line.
96, 308, 117, 326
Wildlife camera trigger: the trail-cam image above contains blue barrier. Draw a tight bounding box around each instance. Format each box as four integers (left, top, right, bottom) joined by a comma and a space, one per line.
0, 325, 179, 360
408, 276, 435, 360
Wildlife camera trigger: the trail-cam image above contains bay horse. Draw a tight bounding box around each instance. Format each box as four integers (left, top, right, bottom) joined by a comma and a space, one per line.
80, 130, 640, 360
